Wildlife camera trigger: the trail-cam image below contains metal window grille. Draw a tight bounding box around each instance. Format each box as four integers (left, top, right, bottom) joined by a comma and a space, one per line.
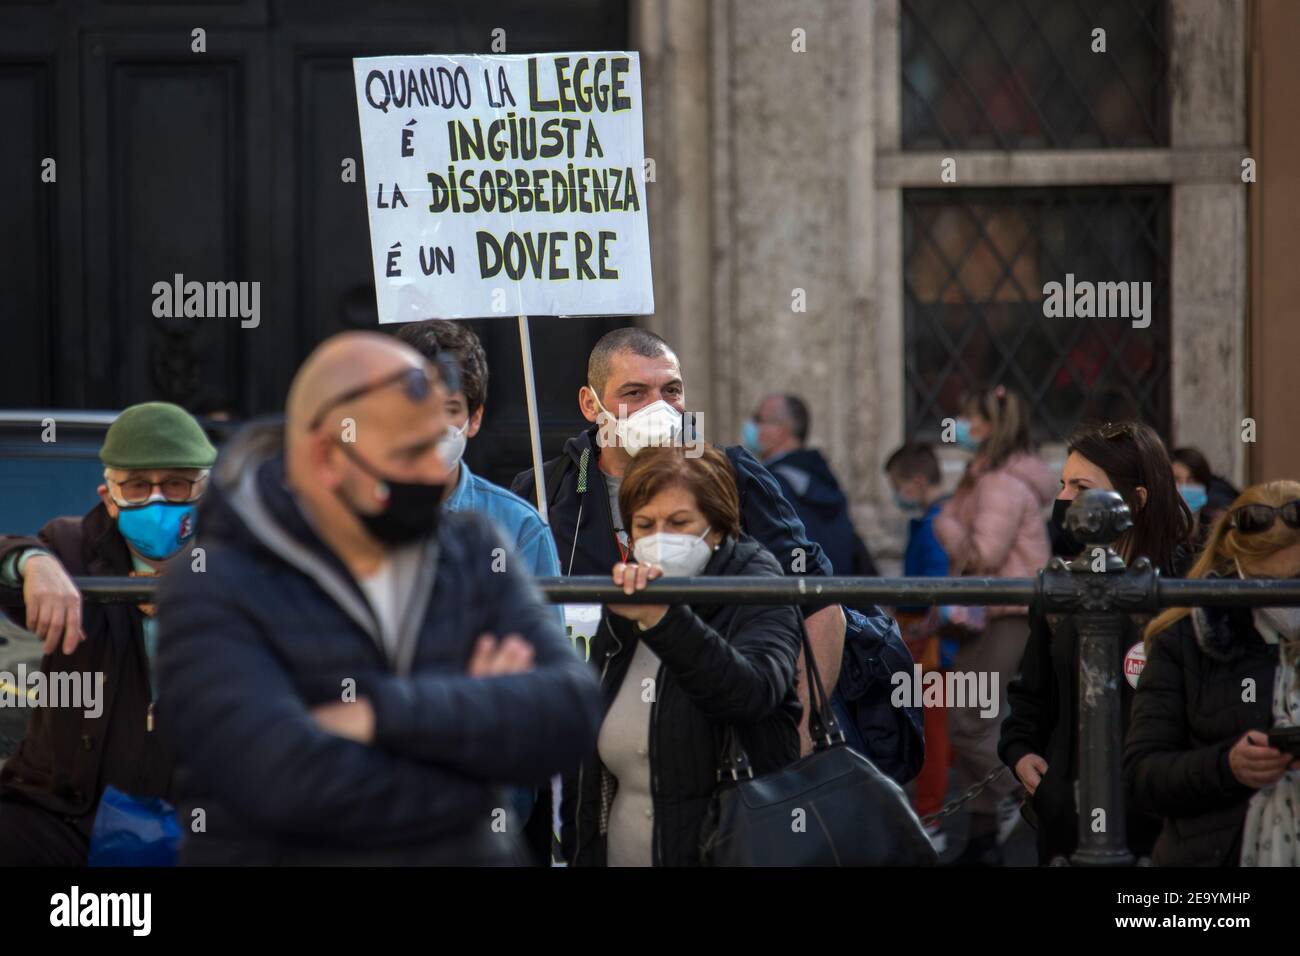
901, 0, 1169, 150
903, 185, 1171, 442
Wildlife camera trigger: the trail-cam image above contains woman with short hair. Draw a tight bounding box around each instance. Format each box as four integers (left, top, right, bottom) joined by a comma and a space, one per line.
561, 444, 804, 867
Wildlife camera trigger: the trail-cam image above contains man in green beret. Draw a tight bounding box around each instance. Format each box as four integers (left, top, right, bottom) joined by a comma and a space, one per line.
0, 401, 216, 865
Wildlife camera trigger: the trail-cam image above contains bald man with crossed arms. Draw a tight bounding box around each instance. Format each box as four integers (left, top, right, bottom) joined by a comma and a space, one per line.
156, 332, 601, 865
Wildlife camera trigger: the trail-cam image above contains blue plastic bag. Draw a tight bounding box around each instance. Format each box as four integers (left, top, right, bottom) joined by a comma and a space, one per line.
87, 785, 180, 867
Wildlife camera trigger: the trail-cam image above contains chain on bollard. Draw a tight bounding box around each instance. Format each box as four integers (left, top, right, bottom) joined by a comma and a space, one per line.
920, 765, 1007, 827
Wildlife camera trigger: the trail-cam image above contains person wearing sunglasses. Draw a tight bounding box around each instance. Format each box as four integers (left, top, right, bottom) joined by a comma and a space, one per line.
153, 331, 600, 865
0, 402, 217, 865
1127, 480, 1300, 866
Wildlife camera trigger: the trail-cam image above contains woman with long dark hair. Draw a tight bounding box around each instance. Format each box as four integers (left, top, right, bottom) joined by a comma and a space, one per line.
999, 421, 1194, 864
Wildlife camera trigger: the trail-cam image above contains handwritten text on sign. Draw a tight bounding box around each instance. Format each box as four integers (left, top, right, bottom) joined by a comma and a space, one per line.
353, 53, 654, 321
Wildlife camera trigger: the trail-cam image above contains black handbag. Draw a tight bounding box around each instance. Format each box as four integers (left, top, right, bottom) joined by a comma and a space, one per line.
699, 628, 938, 867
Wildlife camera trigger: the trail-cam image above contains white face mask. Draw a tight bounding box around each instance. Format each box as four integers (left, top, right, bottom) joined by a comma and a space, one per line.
633, 527, 713, 577
436, 421, 468, 470
1234, 558, 1300, 641
593, 394, 682, 457
1254, 606, 1300, 642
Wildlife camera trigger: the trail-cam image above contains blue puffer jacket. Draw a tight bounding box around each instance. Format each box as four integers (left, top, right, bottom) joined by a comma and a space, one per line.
155, 422, 602, 865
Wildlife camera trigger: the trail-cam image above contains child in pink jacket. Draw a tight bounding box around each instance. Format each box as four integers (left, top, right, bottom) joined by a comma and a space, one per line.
933, 385, 1055, 866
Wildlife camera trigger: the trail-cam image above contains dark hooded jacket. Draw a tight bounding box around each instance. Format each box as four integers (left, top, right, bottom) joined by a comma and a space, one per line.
1124, 601, 1281, 867
562, 534, 803, 866
0, 507, 174, 838
764, 448, 877, 576
512, 428, 833, 588
155, 422, 602, 865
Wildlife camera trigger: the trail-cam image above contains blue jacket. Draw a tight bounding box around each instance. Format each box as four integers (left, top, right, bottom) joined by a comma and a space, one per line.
445, 459, 562, 630
902, 499, 956, 668
904, 500, 949, 580
445, 460, 561, 579
155, 423, 602, 865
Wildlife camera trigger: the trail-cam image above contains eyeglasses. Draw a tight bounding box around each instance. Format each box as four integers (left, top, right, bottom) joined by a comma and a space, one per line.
308, 355, 460, 432
1229, 500, 1300, 535
108, 475, 206, 505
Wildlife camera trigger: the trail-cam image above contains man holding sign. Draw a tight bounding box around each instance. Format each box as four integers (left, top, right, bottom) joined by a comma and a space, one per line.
512, 329, 850, 753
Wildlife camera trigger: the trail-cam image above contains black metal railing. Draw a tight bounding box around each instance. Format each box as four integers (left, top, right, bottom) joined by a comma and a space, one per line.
4, 490, 1298, 867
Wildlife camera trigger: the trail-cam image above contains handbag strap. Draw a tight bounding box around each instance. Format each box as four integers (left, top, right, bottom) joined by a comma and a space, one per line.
715, 613, 846, 783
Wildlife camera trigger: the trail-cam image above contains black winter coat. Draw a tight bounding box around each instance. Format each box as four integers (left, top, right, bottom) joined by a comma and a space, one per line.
999, 613, 1162, 863
1124, 604, 1279, 867
0, 506, 174, 836
563, 534, 803, 866
999, 548, 1192, 863
156, 423, 602, 865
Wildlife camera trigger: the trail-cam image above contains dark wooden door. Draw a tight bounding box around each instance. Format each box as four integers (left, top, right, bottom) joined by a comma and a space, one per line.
0, 0, 631, 489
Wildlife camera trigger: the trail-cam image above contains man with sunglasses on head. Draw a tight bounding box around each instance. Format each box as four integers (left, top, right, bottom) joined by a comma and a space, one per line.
154, 331, 600, 865
0, 402, 216, 865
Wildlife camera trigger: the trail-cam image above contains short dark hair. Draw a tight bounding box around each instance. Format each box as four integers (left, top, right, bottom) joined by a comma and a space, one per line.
396, 320, 489, 414
620, 444, 742, 540
587, 327, 674, 399
779, 395, 810, 443
885, 442, 941, 485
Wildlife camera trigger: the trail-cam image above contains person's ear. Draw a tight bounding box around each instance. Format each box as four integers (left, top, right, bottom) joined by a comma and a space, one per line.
97, 484, 118, 519
579, 385, 601, 424
465, 406, 484, 440
311, 432, 346, 490
1135, 485, 1148, 510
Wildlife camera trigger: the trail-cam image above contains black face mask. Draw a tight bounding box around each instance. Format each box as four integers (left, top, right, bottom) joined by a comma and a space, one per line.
336, 442, 444, 547
1049, 498, 1085, 557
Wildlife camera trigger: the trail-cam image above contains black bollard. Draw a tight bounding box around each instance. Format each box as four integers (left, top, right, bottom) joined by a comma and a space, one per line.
1038, 489, 1157, 866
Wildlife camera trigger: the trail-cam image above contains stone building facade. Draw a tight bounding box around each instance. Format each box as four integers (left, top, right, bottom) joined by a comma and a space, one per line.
631, 0, 1289, 565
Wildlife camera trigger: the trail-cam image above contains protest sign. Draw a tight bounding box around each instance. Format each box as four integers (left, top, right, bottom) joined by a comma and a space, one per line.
353, 52, 654, 321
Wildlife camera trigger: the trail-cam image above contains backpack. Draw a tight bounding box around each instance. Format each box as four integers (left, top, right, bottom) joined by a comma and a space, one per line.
831, 607, 925, 785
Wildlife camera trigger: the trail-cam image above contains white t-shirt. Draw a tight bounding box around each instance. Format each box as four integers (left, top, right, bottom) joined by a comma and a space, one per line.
355, 544, 424, 660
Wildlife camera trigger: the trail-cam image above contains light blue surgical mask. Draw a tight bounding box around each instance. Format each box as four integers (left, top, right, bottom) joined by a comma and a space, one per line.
893, 491, 924, 513
1178, 483, 1207, 514
954, 418, 980, 452
116, 500, 197, 560
741, 419, 763, 457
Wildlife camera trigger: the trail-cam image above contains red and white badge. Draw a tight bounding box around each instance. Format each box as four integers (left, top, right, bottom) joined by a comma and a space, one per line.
1123, 641, 1147, 689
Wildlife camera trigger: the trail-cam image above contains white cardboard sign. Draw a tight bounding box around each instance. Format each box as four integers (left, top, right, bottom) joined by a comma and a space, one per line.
353, 52, 654, 321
